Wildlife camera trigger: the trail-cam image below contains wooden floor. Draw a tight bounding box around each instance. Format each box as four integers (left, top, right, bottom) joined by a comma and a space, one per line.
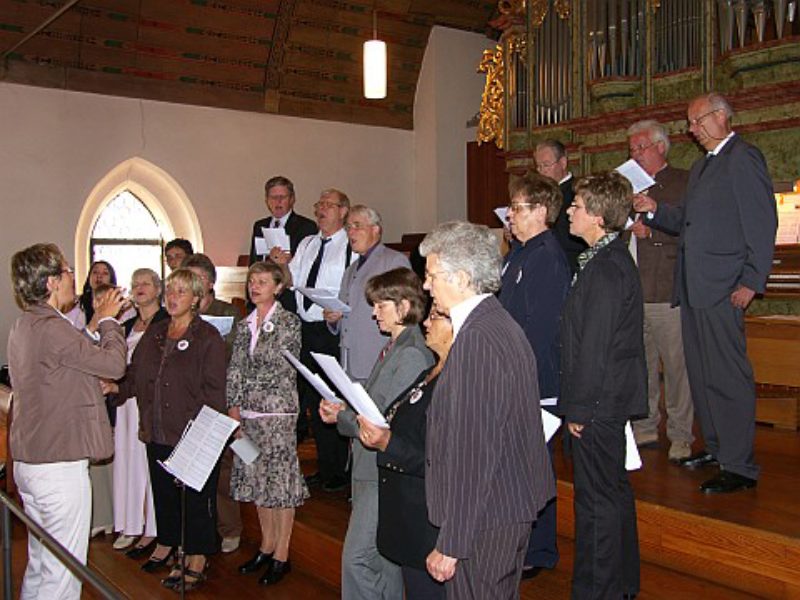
2, 423, 798, 598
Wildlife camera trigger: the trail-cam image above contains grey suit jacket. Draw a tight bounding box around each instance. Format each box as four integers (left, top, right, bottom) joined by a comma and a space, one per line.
425, 296, 555, 559
337, 325, 434, 482
649, 134, 777, 308
334, 244, 410, 382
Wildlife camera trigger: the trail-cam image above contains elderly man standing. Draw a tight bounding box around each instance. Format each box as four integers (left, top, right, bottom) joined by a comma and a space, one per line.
324, 205, 410, 384
420, 221, 555, 599
635, 93, 777, 493
625, 120, 694, 462
249, 175, 318, 313
272, 189, 356, 493
535, 140, 587, 273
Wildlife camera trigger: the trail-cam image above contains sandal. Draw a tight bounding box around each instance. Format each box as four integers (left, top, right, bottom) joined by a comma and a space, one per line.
179, 561, 209, 593
161, 566, 183, 590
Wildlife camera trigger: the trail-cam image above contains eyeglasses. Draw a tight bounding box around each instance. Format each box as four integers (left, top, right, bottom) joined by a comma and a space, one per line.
508, 202, 534, 212
314, 201, 342, 210
535, 160, 558, 171
629, 141, 657, 155
686, 108, 720, 128
267, 193, 291, 201
344, 221, 372, 231
60, 266, 74, 276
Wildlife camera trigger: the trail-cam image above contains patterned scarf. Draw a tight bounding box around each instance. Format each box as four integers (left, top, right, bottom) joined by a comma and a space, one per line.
571, 232, 619, 287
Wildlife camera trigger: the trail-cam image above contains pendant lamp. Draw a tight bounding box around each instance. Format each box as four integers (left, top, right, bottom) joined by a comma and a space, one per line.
363, 10, 387, 99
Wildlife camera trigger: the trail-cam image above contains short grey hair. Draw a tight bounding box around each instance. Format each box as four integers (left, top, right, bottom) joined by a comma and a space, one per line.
320, 188, 351, 210
419, 221, 502, 294
535, 139, 567, 160
349, 204, 382, 230
696, 92, 735, 119
627, 119, 671, 154
131, 267, 161, 291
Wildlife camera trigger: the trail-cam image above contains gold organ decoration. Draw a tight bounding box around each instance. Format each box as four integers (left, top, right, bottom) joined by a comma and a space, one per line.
477, 45, 505, 149
498, 0, 526, 16
554, 0, 571, 19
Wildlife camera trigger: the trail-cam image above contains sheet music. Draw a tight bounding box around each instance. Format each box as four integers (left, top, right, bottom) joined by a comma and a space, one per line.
615, 159, 656, 194
494, 206, 509, 227
261, 227, 291, 252
296, 288, 351, 313
200, 315, 235, 337
159, 405, 239, 491
541, 410, 561, 442
281, 349, 342, 404
625, 421, 642, 471
311, 352, 389, 427
254, 237, 269, 256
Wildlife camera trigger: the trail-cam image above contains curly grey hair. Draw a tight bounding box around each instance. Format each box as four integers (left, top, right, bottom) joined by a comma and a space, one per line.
419, 221, 502, 294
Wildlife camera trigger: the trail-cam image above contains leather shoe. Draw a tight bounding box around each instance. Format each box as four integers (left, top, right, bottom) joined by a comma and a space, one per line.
259, 559, 291, 585
700, 471, 757, 494
125, 538, 156, 559
322, 475, 349, 492
678, 451, 718, 469
238, 551, 273, 574
304, 472, 322, 487
141, 549, 175, 573
520, 566, 543, 580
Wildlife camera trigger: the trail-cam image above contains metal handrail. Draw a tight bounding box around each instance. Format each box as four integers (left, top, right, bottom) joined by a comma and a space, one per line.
0, 489, 121, 599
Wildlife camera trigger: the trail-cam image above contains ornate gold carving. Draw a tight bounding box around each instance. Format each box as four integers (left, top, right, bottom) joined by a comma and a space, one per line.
498, 0, 526, 16
554, 0, 571, 19
508, 32, 527, 60
477, 45, 505, 149
530, 0, 548, 26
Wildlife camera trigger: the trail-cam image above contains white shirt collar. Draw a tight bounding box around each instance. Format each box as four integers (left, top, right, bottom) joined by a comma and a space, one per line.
708, 132, 735, 156
450, 293, 492, 339
272, 210, 293, 228
559, 173, 573, 185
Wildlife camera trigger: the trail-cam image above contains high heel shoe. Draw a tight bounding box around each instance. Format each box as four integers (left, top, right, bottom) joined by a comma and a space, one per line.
172, 559, 209, 592
141, 548, 175, 573
259, 559, 291, 585
238, 551, 273, 574
125, 538, 157, 559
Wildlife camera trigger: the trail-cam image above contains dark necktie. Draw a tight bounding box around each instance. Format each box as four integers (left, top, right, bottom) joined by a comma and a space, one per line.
272, 218, 281, 228
303, 237, 331, 310
697, 153, 714, 179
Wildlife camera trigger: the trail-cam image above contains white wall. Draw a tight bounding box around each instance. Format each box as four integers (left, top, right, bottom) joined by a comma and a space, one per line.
414, 26, 496, 229
0, 26, 492, 364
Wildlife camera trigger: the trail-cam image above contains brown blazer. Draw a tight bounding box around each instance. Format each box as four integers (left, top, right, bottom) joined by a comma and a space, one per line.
118, 315, 227, 446
7, 303, 127, 463
425, 296, 555, 558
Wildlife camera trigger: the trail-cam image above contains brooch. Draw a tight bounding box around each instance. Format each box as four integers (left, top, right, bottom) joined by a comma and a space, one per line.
409, 387, 424, 404
263, 322, 275, 334
177, 339, 189, 351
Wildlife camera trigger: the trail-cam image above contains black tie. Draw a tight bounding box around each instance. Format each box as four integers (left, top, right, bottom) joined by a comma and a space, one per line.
272, 218, 281, 228
697, 153, 714, 179
304, 238, 331, 310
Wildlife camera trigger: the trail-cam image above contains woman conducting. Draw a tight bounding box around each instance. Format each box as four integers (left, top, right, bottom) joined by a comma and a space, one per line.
112, 268, 168, 554
8, 243, 127, 599
104, 268, 227, 592
320, 267, 434, 600
358, 307, 453, 599
227, 261, 309, 586
561, 172, 647, 599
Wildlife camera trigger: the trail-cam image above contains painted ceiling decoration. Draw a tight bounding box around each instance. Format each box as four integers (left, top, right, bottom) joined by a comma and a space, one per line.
0, 0, 498, 129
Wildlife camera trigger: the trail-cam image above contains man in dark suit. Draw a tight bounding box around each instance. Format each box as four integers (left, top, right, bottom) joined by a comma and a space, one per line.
249, 175, 317, 312
635, 92, 777, 494
420, 221, 555, 599
535, 140, 587, 273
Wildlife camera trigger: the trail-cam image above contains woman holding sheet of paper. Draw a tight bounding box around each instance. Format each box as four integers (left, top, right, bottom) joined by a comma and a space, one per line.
226, 260, 308, 586
104, 268, 226, 592
320, 267, 434, 600
559, 172, 647, 599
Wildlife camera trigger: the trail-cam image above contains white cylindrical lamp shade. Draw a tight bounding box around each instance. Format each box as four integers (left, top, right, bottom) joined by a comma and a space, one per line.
363, 39, 387, 99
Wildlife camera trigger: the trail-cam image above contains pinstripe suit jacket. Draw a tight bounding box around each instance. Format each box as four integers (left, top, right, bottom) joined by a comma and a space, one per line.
425, 296, 555, 559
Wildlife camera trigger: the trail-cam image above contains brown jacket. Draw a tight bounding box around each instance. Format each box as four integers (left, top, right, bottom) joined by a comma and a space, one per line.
7, 304, 126, 463
118, 315, 226, 446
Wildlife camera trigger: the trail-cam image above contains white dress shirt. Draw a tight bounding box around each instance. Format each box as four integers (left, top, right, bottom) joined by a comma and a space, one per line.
450, 293, 492, 339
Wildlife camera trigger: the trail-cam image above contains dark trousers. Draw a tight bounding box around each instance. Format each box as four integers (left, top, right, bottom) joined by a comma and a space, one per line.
216, 448, 242, 538
523, 439, 559, 569
402, 565, 445, 600
571, 420, 639, 600
446, 522, 529, 600
299, 320, 349, 483
681, 300, 759, 479
147, 443, 220, 555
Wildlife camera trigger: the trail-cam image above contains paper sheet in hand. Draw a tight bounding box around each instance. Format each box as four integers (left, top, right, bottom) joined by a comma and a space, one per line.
158, 405, 238, 491
311, 352, 389, 428
541, 410, 561, 442
261, 227, 291, 252
281, 349, 342, 404
230, 435, 260, 465
625, 421, 642, 471
200, 315, 235, 337
494, 206, 509, 227
296, 288, 351, 313
254, 237, 269, 256
615, 159, 656, 194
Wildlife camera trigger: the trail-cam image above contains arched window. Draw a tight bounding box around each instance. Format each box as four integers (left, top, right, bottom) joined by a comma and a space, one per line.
75, 157, 203, 287
90, 190, 164, 289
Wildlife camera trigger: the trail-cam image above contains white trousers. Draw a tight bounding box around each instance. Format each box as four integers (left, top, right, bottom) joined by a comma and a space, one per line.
14, 459, 91, 600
